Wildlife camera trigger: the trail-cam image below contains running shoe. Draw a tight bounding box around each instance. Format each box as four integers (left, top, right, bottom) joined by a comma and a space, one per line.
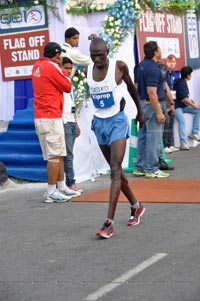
96, 220, 114, 239
188, 133, 200, 141
127, 203, 145, 226
145, 170, 169, 178
180, 143, 190, 150
169, 146, 179, 152
133, 169, 146, 177
60, 187, 81, 198
44, 191, 71, 203
164, 147, 172, 154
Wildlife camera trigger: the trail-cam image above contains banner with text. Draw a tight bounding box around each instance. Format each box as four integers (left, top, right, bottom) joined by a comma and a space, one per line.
0, 4, 49, 81
137, 10, 186, 71
184, 12, 200, 69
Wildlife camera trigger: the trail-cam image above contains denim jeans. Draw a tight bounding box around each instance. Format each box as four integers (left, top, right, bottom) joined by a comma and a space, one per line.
135, 101, 162, 173
175, 106, 200, 144
63, 122, 77, 186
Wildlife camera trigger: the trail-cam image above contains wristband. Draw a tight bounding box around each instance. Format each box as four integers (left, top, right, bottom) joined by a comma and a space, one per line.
170, 102, 175, 106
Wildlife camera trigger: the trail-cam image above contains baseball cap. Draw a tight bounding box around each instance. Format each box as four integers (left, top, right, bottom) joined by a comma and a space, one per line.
43, 42, 66, 58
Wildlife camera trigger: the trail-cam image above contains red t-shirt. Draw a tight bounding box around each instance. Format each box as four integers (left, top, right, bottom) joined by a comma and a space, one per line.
32, 57, 72, 118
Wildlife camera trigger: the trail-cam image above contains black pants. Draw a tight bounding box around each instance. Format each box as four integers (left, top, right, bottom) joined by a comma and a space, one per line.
160, 100, 174, 148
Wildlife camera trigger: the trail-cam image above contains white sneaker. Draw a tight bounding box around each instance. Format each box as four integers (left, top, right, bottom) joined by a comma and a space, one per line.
60, 187, 81, 198
164, 147, 172, 154
44, 191, 71, 203
180, 143, 190, 150
188, 133, 200, 141
169, 146, 179, 152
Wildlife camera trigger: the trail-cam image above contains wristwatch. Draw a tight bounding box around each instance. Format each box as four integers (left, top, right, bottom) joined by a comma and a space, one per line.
170, 102, 175, 106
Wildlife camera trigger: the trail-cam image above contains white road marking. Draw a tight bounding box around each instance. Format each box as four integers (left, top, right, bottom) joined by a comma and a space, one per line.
84, 253, 167, 301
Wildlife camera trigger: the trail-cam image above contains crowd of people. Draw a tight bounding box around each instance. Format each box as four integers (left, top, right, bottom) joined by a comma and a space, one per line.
133, 41, 200, 179
32, 28, 200, 239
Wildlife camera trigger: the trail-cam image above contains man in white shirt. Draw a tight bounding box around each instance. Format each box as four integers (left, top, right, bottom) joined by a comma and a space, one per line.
62, 56, 83, 193
62, 27, 95, 78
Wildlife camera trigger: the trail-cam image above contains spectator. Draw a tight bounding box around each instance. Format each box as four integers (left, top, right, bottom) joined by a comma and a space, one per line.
62, 57, 83, 193
32, 42, 78, 202
62, 27, 96, 78
134, 41, 170, 178
165, 54, 180, 91
134, 55, 175, 171
157, 62, 175, 171
163, 54, 179, 154
173, 66, 200, 150
87, 38, 145, 239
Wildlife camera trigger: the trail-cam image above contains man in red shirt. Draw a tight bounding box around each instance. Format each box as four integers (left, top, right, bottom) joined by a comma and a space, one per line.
32, 42, 78, 202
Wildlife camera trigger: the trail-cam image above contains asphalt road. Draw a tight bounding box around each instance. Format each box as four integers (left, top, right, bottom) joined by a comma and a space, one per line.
0, 145, 200, 301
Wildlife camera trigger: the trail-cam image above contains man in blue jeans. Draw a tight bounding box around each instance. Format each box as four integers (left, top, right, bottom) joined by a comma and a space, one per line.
134, 41, 171, 178
173, 66, 200, 150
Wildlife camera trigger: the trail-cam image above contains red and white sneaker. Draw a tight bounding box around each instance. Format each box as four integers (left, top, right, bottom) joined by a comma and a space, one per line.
96, 220, 114, 239
69, 184, 83, 193
127, 203, 145, 226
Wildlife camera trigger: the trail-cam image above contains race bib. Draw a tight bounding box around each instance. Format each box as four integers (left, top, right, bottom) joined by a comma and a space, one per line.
91, 92, 115, 108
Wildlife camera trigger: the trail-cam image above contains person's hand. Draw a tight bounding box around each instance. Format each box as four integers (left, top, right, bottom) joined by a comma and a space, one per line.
88, 33, 97, 40
75, 122, 81, 137
156, 112, 166, 123
52, 54, 62, 68
136, 112, 144, 128
168, 104, 175, 114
